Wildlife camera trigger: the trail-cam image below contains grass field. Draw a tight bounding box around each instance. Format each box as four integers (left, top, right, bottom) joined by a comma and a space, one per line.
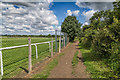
0, 37, 64, 78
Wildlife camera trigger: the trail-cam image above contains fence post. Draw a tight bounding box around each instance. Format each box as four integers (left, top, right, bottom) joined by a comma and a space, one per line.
59, 37, 61, 53
49, 42, 51, 52
67, 37, 69, 44
51, 38, 53, 57
55, 30, 57, 52
68, 37, 69, 43
66, 34, 68, 46
0, 51, 3, 76
65, 33, 67, 46
35, 44, 38, 59
62, 35, 64, 47
28, 37, 32, 73
64, 36, 65, 48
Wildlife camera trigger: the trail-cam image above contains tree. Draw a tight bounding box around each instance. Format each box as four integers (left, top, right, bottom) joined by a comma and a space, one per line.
113, 1, 120, 20
61, 16, 82, 41
80, 1, 120, 77
47, 34, 51, 37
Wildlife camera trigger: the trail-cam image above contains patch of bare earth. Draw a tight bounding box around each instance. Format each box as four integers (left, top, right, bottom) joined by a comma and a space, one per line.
73, 50, 90, 78
15, 41, 90, 78
48, 41, 90, 78
14, 43, 70, 78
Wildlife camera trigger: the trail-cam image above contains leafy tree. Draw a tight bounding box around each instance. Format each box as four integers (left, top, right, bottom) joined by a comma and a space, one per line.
47, 34, 52, 37
113, 1, 120, 20
61, 16, 82, 41
80, 1, 120, 78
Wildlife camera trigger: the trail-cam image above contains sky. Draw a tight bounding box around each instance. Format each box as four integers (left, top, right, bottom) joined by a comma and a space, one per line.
0, 0, 115, 35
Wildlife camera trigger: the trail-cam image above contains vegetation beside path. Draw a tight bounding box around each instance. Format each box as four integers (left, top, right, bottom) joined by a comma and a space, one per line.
72, 51, 79, 67
32, 53, 64, 79
72, 51, 79, 75
79, 43, 116, 78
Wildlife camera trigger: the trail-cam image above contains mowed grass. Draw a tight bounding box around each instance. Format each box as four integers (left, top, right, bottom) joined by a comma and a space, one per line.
79, 43, 112, 78
2, 37, 51, 47
0, 37, 62, 78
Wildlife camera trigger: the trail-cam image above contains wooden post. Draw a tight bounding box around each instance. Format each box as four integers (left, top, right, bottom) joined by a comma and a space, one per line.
62, 37, 64, 48
55, 30, 57, 52
0, 51, 3, 76
49, 42, 51, 52
67, 37, 69, 44
51, 38, 53, 57
28, 37, 32, 73
59, 37, 61, 53
68, 37, 69, 43
64, 36, 65, 48
35, 44, 38, 59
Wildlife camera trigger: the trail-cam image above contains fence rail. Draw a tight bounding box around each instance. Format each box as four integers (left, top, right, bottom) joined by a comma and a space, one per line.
0, 41, 50, 51
0, 30, 69, 78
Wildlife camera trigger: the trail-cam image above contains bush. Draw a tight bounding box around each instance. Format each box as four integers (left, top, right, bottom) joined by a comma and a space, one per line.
79, 2, 120, 77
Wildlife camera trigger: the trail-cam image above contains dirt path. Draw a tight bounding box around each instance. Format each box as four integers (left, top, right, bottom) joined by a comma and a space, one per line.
73, 50, 90, 78
48, 41, 90, 78
15, 41, 89, 78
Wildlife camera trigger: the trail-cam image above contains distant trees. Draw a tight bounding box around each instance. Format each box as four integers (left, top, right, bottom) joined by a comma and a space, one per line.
1, 34, 55, 37
61, 16, 82, 41
80, 1, 120, 78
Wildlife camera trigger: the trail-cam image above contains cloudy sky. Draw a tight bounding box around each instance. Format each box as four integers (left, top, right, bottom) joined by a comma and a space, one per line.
0, 0, 115, 35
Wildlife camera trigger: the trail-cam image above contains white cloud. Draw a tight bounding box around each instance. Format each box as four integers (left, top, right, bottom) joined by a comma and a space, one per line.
82, 10, 96, 23
81, 22, 89, 28
75, 0, 115, 2
76, 1, 114, 11
0, 3, 13, 9
1, 1, 59, 35
67, 10, 72, 16
72, 10, 80, 16
66, 10, 80, 16
76, 1, 114, 27
56, 26, 61, 31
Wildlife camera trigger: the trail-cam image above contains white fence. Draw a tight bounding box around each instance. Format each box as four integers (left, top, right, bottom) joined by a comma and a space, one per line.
0, 40, 56, 76
0, 30, 69, 77
0, 37, 67, 77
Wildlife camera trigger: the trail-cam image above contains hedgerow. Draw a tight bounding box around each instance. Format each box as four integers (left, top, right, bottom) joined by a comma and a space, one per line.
80, 1, 120, 78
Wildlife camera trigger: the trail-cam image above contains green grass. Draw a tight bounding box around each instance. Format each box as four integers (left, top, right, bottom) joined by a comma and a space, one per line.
72, 51, 79, 67
72, 51, 79, 76
32, 53, 64, 79
0, 37, 63, 78
2, 37, 51, 47
79, 43, 113, 78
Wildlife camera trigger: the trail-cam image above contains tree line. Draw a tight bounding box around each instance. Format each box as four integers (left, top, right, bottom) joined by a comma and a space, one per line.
1, 34, 57, 38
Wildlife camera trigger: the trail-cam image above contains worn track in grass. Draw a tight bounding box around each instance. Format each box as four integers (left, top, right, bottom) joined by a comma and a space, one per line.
15, 41, 89, 78
48, 41, 90, 78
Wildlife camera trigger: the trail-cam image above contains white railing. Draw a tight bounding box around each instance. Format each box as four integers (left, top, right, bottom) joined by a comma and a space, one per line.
0, 38, 66, 77
0, 40, 56, 76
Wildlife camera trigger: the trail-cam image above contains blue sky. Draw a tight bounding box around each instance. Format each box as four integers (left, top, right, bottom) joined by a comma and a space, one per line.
1, 1, 114, 35
49, 2, 91, 26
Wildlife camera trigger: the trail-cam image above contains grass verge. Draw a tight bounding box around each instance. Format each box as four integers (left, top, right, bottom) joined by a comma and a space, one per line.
72, 51, 79, 76
79, 43, 113, 78
72, 51, 79, 67
32, 53, 64, 79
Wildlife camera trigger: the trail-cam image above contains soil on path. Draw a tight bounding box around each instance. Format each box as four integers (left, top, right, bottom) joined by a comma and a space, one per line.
15, 41, 89, 78
48, 41, 90, 78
